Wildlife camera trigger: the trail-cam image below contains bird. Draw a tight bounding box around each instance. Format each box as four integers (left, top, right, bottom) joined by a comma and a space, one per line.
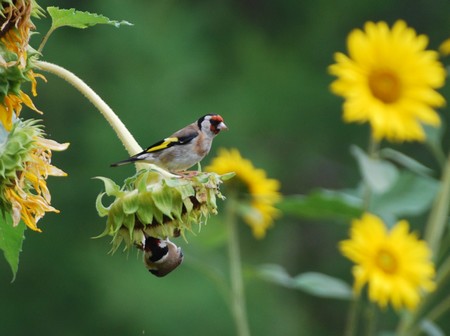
143, 236, 184, 277
111, 114, 228, 172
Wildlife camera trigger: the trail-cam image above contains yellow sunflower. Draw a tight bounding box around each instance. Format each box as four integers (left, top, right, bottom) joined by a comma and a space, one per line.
329, 20, 446, 142
439, 38, 450, 56
339, 213, 435, 311
206, 148, 281, 238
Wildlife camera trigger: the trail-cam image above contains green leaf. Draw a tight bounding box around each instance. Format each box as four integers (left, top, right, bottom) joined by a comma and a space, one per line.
258, 264, 293, 287
420, 320, 445, 336
0, 214, 26, 280
351, 145, 399, 194
371, 172, 439, 218
258, 264, 352, 300
47, 7, 132, 30
380, 148, 433, 176
293, 272, 353, 300
424, 123, 445, 149
278, 189, 363, 221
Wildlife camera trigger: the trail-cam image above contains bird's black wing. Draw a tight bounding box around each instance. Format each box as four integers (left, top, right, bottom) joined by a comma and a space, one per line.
140, 132, 198, 155
110, 133, 198, 167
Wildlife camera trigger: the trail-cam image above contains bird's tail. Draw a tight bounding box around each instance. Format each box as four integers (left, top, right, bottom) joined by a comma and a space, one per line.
110, 157, 138, 167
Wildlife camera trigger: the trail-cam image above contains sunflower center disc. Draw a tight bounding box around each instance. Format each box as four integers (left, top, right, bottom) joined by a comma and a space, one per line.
376, 248, 398, 274
368, 69, 402, 104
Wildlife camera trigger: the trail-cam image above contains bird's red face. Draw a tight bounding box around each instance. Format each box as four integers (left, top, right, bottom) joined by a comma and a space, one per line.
209, 115, 228, 134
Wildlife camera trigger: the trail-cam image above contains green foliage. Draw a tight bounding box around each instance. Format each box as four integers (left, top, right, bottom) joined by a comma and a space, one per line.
0, 213, 25, 280
0, 1, 448, 335
47, 7, 132, 30
371, 172, 439, 220
278, 190, 363, 222
351, 145, 399, 194
258, 264, 352, 300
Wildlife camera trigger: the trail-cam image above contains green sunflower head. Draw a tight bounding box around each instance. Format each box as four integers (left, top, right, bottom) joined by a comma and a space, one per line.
0, 118, 40, 182
95, 169, 234, 253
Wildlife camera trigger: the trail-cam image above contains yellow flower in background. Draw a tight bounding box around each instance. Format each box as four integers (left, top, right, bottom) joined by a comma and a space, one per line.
339, 213, 435, 311
329, 20, 446, 142
439, 38, 450, 56
206, 148, 281, 238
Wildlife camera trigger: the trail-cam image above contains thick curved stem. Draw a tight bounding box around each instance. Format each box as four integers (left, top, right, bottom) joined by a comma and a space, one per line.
35, 60, 142, 156
35, 60, 177, 178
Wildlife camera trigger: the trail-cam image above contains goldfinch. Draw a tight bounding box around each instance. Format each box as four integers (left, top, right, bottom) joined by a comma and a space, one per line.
143, 236, 184, 277
111, 114, 228, 172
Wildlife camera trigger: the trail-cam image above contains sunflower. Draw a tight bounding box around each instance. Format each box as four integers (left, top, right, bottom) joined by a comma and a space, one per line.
339, 213, 435, 311
0, 0, 44, 131
206, 148, 281, 238
439, 38, 450, 56
329, 20, 446, 142
0, 120, 68, 231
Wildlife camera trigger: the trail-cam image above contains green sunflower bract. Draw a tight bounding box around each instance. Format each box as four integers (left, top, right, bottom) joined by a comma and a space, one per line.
95, 169, 234, 252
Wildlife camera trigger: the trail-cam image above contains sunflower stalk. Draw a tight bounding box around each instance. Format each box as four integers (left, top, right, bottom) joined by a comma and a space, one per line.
424, 153, 450, 257
345, 295, 361, 336
344, 135, 380, 336
226, 195, 251, 336
396, 154, 450, 335
35, 60, 176, 178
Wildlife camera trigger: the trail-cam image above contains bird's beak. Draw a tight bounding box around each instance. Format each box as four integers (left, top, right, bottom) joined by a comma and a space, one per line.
219, 122, 228, 131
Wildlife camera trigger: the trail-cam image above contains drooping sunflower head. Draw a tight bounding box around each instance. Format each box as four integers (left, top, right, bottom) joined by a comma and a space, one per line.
95, 169, 232, 253
0, 0, 45, 131
206, 148, 281, 239
329, 20, 446, 142
0, 119, 69, 231
339, 213, 435, 311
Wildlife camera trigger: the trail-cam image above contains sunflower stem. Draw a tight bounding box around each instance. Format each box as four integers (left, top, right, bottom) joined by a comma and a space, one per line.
397, 153, 450, 335
345, 135, 380, 336
365, 303, 377, 336
362, 134, 380, 210
345, 295, 361, 336
226, 196, 251, 336
35, 61, 176, 177
37, 27, 55, 54
427, 295, 450, 324
424, 153, 450, 258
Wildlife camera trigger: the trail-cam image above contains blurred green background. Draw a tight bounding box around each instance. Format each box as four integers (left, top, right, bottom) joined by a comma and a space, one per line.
1, 0, 449, 335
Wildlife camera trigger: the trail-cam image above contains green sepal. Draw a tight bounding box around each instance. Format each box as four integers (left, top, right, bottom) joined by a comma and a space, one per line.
220, 172, 236, 181
95, 192, 109, 217
121, 190, 139, 215
136, 192, 154, 224
151, 183, 175, 219
93, 176, 121, 197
